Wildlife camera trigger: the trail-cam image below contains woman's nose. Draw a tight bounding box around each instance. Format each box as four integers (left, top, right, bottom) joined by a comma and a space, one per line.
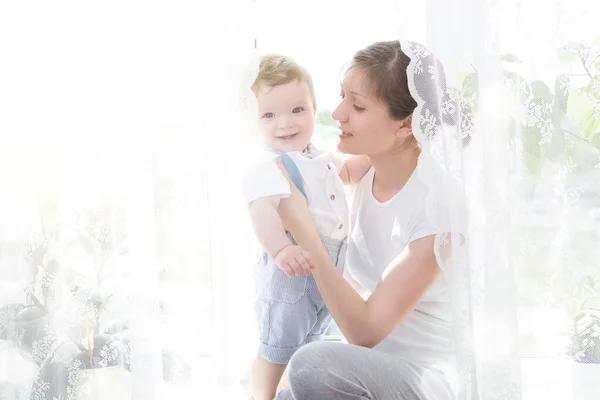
331, 102, 347, 122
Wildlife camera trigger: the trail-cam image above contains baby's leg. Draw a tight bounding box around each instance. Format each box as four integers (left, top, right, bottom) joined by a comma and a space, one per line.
251, 293, 316, 399
276, 367, 289, 392
251, 250, 319, 399
250, 357, 286, 400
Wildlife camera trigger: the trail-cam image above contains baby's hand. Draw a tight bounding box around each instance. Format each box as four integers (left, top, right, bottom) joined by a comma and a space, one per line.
274, 245, 315, 277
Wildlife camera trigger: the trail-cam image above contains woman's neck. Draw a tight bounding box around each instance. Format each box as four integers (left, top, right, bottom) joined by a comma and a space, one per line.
368, 146, 419, 201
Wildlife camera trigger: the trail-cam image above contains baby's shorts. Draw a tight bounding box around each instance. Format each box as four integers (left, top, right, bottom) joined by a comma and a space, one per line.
254, 234, 347, 364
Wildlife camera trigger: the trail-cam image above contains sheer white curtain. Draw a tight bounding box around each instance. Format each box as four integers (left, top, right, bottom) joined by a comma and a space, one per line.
2, 1, 600, 399
0, 1, 256, 399
416, 0, 600, 399
255, 2, 598, 399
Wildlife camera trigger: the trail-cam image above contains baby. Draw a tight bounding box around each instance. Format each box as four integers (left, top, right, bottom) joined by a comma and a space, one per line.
243, 53, 369, 400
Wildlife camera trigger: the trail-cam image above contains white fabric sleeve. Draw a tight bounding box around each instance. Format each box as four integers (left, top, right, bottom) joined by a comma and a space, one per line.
406, 206, 438, 244
242, 153, 291, 205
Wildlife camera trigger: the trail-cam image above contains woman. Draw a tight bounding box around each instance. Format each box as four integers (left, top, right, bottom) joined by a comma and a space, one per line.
275, 40, 467, 399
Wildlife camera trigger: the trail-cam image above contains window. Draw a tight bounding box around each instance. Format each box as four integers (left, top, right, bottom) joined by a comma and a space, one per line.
255, 0, 420, 148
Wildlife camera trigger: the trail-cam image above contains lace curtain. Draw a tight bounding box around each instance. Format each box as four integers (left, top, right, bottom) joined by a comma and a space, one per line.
417, 0, 600, 399
0, 1, 257, 399
1, 1, 599, 399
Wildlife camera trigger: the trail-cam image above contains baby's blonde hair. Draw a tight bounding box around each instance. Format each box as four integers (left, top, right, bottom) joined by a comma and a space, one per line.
251, 53, 317, 108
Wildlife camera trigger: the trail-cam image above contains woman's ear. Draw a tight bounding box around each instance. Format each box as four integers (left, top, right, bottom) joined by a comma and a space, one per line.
394, 114, 413, 138
404, 114, 413, 130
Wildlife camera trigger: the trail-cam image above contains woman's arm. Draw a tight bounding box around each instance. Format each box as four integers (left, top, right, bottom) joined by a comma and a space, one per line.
291, 221, 439, 347
277, 163, 440, 348
342, 267, 370, 300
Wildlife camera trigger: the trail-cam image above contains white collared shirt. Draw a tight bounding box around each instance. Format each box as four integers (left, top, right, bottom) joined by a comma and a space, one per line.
243, 144, 349, 241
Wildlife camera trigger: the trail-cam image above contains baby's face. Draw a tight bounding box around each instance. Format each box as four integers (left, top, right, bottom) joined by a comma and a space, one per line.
255, 79, 315, 153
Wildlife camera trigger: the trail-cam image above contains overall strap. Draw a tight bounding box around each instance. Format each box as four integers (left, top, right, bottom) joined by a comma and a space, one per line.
270, 150, 307, 198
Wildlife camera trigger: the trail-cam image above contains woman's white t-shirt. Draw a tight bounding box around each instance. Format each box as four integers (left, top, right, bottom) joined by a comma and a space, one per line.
346, 166, 454, 373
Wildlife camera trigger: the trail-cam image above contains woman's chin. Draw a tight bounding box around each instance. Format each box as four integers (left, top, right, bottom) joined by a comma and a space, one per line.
336, 140, 360, 155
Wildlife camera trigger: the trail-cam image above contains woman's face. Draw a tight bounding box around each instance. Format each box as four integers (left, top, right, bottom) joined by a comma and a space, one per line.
332, 67, 409, 156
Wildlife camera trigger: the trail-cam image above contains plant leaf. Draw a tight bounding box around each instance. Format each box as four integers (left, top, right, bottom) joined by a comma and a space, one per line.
555, 75, 570, 114
501, 53, 522, 63
461, 72, 479, 111
530, 80, 554, 101
557, 43, 586, 64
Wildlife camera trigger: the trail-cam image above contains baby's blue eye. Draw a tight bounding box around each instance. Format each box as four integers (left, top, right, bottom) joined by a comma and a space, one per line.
263, 112, 274, 118
292, 107, 303, 113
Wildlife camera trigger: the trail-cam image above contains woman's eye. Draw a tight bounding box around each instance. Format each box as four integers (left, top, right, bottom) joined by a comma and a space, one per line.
353, 105, 365, 112
263, 112, 274, 118
292, 107, 303, 113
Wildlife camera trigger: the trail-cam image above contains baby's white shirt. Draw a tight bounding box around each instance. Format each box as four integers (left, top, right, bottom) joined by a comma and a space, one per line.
243, 144, 349, 241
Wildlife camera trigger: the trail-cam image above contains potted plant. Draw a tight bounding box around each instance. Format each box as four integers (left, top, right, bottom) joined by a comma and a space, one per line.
567, 276, 600, 400
0, 199, 195, 399
0, 211, 133, 399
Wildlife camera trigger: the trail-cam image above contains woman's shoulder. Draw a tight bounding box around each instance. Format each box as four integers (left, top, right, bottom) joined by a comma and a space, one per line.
346, 166, 374, 199
413, 157, 468, 233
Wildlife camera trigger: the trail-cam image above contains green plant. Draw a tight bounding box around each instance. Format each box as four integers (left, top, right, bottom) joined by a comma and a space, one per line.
559, 38, 600, 149
0, 206, 133, 398
314, 108, 337, 128
567, 276, 600, 363
458, 40, 600, 361
460, 38, 600, 176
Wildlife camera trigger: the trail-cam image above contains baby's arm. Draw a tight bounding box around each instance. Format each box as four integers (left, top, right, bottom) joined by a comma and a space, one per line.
339, 155, 371, 185
249, 196, 313, 277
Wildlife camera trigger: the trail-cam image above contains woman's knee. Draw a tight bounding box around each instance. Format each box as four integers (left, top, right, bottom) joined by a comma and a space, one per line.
287, 342, 344, 392
289, 342, 340, 372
